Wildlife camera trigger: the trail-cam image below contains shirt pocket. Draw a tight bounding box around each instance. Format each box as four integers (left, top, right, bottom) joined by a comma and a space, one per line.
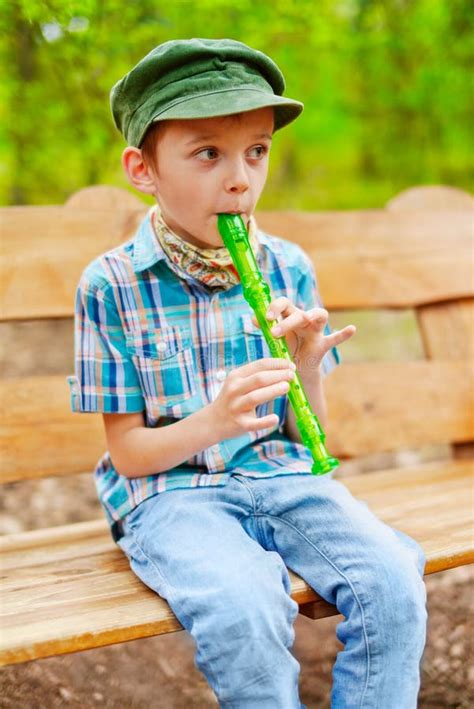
241, 313, 271, 362
125, 325, 197, 416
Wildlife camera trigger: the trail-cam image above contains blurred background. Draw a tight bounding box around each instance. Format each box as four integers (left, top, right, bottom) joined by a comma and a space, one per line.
1, 0, 473, 209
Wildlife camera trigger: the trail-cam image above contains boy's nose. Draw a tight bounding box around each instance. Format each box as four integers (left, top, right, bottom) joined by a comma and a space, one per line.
223, 161, 249, 194
227, 180, 248, 194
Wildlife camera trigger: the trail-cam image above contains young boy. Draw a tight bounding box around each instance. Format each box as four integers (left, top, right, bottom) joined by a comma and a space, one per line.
70, 38, 427, 708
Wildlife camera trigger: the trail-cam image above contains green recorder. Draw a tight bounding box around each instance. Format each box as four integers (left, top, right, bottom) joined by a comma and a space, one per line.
217, 214, 339, 476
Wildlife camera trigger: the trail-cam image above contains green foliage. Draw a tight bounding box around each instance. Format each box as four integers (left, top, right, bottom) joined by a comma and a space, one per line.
1, 0, 472, 207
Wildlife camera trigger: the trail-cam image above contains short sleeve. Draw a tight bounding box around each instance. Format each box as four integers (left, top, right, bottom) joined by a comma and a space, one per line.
68, 274, 145, 413
295, 251, 340, 378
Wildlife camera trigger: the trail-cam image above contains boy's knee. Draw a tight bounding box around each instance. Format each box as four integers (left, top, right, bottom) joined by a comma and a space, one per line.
188, 571, 300, 700
392, 527, 426, 577
231, 569, 297, 633
195, 567, 298, 651
369, 555, 427, 643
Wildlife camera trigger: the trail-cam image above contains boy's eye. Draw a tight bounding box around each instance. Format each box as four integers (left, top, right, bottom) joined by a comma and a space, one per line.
196, 148, 219, 161
248, 145, 268, 159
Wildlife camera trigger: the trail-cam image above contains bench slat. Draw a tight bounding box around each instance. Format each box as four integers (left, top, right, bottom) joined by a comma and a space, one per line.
0, 459, 472, 666
0, 207, 144, 321
259, 210, 474, 310
2, 206, 473, 320
1, 361, 472, 484
326, 360, 474, 456
417, 299, 474, 360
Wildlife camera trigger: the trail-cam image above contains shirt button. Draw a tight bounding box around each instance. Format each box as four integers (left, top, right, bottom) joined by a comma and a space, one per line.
157, 341, 167, 352
216, 369, 227, 382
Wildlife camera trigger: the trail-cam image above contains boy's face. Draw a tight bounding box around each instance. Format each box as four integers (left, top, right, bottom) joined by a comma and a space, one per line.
143, 107, 274, 248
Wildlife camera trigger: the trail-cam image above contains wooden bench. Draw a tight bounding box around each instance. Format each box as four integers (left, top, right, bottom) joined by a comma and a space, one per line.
1, 184, 473, 667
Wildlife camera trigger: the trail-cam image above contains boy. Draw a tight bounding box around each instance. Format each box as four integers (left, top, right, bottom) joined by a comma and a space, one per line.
70, 38, 427, 708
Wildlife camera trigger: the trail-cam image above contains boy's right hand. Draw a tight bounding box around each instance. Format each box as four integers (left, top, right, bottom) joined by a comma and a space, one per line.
208, 358, 296, 440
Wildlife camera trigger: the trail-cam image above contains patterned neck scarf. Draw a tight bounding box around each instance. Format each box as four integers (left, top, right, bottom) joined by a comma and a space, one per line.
150, 204, 260, 290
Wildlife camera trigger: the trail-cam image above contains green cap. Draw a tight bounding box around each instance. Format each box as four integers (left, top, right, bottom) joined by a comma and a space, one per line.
110, 38, 304, 147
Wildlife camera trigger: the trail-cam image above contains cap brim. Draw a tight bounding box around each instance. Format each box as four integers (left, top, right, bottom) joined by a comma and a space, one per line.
141, 89, 303, 143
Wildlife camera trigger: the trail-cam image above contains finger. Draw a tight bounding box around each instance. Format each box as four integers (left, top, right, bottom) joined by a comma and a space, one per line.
269, 309, 312, 336
239, 366, 296, 395
302, 308, 329, 335
270, 307, 328, 337
240, 379, 291, 410
242, 413, 280, 431
235, 357, 295, 379
307, 307, 329, 328
325, 325, 356, 348
266, 297, 296, 320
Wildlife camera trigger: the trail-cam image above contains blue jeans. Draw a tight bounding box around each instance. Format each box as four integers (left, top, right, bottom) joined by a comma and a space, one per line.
117, 473, 427, 708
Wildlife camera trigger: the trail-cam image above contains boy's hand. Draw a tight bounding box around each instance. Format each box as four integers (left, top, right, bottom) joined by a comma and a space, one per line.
252, 298, 356, 374
209, 358, 296, 439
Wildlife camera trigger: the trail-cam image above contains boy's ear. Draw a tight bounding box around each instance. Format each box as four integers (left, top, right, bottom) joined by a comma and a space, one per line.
121, 147, 156, 195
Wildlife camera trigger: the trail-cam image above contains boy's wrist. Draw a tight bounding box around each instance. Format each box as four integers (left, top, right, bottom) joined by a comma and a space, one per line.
295, 360, 323, 383
205, 401, 229, 443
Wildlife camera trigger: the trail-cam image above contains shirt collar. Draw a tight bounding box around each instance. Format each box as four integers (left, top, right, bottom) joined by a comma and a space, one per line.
131, 209, 168, 273
131, 208, 273, 274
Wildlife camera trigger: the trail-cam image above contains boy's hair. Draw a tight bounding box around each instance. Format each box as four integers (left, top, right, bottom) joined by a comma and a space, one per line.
110, 38, 303, 149
141, 123, 161, 172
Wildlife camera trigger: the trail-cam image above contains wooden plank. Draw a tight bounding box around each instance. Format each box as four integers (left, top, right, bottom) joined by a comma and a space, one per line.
0, 459, 472, 666
1, 360, 472, 483
1, 204, 473, 320
0, 521, 333, 666
388, 185, 474, 460
416, 299, 474, 460
386, 185, 474, 211
345, 459, 474, 572
0, 375, 106, 484
325, 360, 474, 457
257, 209, 474, 308
417, 299, 474, 360
0, 206, 145, 321
64, 185, 145, 210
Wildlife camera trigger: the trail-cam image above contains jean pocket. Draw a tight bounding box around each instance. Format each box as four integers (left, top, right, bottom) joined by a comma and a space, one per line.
126, 326, 197, 414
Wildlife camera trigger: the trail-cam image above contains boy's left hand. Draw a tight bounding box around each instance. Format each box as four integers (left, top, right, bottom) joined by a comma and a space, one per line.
251, 297, 356, 373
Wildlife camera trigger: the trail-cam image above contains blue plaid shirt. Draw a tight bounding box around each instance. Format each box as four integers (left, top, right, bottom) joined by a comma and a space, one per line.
68, 209, 339, 533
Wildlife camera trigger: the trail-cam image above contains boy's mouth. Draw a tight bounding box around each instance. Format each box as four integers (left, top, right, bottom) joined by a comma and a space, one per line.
217, 210, 246, 216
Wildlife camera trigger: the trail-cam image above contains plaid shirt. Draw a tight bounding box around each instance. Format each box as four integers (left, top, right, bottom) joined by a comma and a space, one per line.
68, 209, 339, 534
